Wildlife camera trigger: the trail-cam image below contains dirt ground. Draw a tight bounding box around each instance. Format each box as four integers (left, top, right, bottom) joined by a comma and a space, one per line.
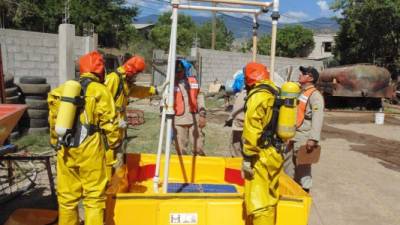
1, 100, 400, 224
310, 111, 400, 225
322, 112, 400, 171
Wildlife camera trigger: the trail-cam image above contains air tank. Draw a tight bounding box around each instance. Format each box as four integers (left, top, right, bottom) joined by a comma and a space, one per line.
317, 64, 391, 98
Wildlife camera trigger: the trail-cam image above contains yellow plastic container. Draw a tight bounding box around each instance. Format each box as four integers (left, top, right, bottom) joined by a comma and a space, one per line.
106, 153, 311, 225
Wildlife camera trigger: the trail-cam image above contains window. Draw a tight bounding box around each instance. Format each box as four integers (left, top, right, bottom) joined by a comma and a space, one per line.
323, 42, 332, 52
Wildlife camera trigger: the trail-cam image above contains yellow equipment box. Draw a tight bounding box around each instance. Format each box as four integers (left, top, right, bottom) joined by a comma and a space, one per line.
106, 153, 311, 225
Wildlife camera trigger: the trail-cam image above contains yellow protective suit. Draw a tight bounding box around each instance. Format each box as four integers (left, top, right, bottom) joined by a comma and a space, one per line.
104, 67, 156, 181
242, 80, 283, 225
48, 73, 120, 225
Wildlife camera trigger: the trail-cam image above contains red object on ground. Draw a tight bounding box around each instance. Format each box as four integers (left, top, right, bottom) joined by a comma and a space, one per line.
0, 104, 28, 145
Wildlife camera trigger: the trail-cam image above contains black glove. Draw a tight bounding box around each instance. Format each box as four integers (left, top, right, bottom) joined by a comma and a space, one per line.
224, 119, 233, 127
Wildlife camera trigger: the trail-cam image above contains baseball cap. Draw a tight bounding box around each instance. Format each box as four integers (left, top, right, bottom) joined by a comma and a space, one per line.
299, 66, 319, 83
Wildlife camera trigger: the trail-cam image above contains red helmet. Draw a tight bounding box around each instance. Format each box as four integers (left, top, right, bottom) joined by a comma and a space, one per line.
244, 62, 270, 86
123, 56, 146, 77
79, 51, 105, 81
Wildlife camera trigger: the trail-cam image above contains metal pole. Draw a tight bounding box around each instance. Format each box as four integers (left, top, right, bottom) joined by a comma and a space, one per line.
211, 2, 217, 50
153, 18, 175, 193
45, 157, 56, 197
0, 45, 5, 104
269, 0, 279, 82
153, 100, 167, 193
162, 1, 179, 193
252, 16, 258, 62
191, 0, 273, 7
179, 5, 261, 14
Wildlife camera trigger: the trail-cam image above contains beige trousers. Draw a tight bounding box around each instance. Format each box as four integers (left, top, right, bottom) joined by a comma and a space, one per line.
174, 124, 205, 155
283, 139, 313, 190
230, 130, 243, 157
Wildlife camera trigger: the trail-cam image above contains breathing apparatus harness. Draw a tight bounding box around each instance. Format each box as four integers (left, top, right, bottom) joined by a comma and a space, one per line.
56, 78, 100, 149
245, 83, 296, 153
114, 70, 126, 102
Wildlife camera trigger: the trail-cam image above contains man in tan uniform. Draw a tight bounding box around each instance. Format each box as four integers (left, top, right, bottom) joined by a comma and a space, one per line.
284, 66, 324, 192
173, 59, 206, 156
225, 89, 246, 157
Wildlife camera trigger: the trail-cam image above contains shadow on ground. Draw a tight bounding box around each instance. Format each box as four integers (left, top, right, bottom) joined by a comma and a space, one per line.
0, 187, 57, 224
322, 117, 400, 172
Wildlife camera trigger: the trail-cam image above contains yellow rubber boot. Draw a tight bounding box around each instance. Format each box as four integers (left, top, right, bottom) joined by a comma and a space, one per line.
85, 207, 104, 225
58, 207, 79, 225
252, 207, 276, 225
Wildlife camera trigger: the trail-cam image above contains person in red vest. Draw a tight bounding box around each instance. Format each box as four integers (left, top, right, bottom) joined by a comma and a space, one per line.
173, 59, 206, 156
284, 66, 324, 192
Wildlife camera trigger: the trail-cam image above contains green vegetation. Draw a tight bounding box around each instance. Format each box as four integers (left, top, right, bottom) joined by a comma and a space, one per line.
12, 131, 51, 153
197, 18, 234, 51
149, 12, 235, 54
248, 25, 315, 57
126, 105, 230, 156
0, 0, 138, 48
205, 95, 226, 110
127, 112, 161, 154
150, 12, 197, 55
331, 0, 400, 74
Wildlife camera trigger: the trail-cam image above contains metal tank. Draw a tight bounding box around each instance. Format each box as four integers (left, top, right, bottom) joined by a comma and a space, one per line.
317, 64, 392, 98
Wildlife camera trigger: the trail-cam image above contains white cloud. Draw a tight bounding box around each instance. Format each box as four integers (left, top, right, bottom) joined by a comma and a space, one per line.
317, 1, 330, 11
160, 4, 171, 13
317, 0, 334, 17
280, 11, 310, 23
130, 0, 171, 16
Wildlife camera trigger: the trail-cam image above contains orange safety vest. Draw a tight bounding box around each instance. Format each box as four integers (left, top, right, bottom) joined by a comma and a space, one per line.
296, 86, 317, 128
174, 77, 199, 116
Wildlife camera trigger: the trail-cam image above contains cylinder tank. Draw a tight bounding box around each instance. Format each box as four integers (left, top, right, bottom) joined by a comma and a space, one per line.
317, 64, 392, 98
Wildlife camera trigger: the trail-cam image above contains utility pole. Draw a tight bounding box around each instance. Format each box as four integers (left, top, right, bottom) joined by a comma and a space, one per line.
211, 2, 216, 50
63, 0, 70, 24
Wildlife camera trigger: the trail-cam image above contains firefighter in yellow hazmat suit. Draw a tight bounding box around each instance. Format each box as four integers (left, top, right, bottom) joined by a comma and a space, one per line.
48, 51, 120, 225
104, 56, 168, 180
242, 62, 282, 225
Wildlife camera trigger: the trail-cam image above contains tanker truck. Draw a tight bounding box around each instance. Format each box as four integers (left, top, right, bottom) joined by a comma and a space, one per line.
316, 64, 393, 109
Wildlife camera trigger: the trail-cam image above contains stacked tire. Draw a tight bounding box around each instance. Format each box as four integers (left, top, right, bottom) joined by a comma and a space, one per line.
4, 74, 23, 138
18, 76, 51, 132
4, 74, 21, 104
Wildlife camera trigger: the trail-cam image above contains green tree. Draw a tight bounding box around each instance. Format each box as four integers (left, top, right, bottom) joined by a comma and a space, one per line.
150, 12, 197, 54
69, 0, 138, 47
331, 0, 400, 75
0, 0, 47, 31
255, 35, 272, 55
0, 0, 138, 48
276, 25, 314, 57
197, 18, 234, 51
250, 25, 314, 57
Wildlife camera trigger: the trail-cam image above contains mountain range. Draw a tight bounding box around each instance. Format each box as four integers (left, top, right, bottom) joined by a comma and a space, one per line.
135, 14, 339, 38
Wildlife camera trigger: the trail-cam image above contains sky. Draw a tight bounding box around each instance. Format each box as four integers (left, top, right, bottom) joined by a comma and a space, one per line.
129, 0, 337, 23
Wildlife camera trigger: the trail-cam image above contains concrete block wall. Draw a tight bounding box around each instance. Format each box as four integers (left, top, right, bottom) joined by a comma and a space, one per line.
152, 48, 324, 91
0, 29, 94, 88
198, 48, 324, 89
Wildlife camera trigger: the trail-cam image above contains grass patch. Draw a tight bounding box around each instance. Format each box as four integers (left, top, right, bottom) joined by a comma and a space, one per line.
126, 112, 161, 154
204, 96, 226, 110
125, 110, 231, 156
10, 100, 232, 157
202, 123, 231, 156
12, 131, 52, 153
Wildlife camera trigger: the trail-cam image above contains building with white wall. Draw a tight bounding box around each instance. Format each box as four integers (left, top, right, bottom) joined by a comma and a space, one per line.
307, 33, 336, 60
